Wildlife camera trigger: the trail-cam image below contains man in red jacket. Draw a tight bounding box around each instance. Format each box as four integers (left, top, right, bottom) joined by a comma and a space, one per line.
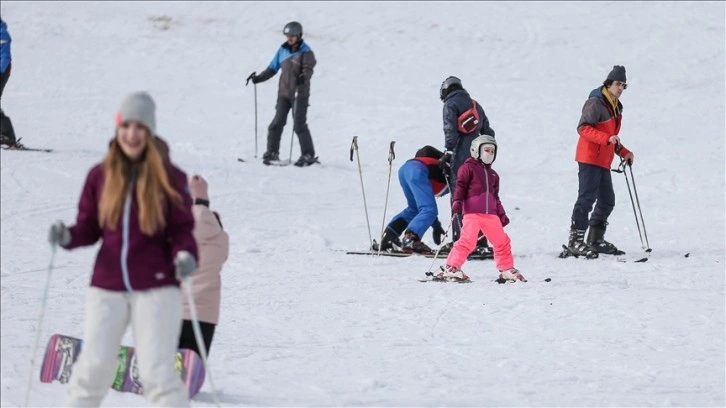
564, 65, 635, 258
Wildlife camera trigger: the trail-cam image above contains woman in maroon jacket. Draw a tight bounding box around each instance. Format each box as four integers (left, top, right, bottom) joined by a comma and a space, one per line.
437, 135, 526, 283
47, 92, 198, 407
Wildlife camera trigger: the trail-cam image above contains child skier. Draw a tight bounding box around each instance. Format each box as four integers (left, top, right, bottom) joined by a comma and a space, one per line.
437, 135, 526, 282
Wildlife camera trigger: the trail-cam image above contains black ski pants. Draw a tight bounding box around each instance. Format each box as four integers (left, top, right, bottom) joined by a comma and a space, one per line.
570, 162, 615, 230
267, 95, 315, 157
178, 320, 216, 357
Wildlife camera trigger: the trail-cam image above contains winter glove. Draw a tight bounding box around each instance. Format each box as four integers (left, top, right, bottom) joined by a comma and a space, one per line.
245, 72, 257, 86
296, 74, 305, 86
431, 219, 446, 245
174, 251, 197, 281
48, 220, 71, 247
624, 151, 634, 165
452, 200, 463, 215
189, 175, 209, 201
438, 151, 452, 172
500, 214, 510, 227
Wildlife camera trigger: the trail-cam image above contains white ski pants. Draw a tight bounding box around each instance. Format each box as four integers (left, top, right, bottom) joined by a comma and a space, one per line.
64, 286, 189, 407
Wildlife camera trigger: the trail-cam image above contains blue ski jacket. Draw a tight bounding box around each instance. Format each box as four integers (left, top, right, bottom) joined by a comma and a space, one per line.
0, 20, 11, 73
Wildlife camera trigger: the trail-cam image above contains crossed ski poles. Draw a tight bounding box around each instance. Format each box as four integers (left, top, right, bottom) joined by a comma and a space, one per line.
613, 143, 652, 258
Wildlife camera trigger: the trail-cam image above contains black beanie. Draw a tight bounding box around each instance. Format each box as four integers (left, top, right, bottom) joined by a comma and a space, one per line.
606, 65, 627, 82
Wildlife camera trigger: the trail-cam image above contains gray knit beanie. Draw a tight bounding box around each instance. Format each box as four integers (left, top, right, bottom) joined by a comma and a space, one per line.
606, 65, 627, 83
116, 92, 156, 135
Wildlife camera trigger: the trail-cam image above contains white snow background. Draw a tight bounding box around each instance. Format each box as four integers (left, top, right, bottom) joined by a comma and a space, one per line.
1, 1, 724, 407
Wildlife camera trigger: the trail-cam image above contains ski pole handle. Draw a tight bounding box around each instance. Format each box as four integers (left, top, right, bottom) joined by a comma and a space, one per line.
387, 141, 396, 164
245, 71, 256, 86
350, 136, 359, 162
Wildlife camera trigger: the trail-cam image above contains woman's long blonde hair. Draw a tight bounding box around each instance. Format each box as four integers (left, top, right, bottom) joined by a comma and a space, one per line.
99, 133, 182, 236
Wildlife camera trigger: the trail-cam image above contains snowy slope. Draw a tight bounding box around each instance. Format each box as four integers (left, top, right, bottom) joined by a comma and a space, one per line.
1, 1, 724, 407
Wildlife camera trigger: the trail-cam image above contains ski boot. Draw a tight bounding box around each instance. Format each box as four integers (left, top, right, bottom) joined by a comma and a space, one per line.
371, 230, 402, 252
262, 151, 280, 165
436, 242, 454, 255
401, 231, 432, 254
294, 153, 319, 167
559, 226, 598, 259
587, 222, 625, 255
470, 236, 494, 260
435, 265, 469, 281
497, 268, 527, 283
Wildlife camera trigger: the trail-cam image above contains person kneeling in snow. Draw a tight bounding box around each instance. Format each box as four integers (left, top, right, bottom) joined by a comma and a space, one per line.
438, 135, 526, 282
376, 145, 449, 254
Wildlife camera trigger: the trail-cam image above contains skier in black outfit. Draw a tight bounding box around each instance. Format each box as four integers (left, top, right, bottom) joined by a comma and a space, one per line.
248, 21, 318, 167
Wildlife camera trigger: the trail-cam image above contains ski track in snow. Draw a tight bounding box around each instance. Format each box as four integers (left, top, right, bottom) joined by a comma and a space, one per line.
1, 1, 724, 407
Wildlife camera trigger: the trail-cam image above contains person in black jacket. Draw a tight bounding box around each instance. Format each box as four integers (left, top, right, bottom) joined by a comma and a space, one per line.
437, 76, 496, 257
248, 21, 318, 167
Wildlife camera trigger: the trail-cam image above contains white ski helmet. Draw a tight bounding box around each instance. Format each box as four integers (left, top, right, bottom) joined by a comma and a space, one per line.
470, 134, 497, 162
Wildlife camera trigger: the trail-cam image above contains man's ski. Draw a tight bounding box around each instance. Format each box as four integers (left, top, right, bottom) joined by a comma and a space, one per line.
418, 271, 471, 283
418, 277, 473, 283
346, 250, 412, 258
0, 138, 54, 152
494, 277, 552, 284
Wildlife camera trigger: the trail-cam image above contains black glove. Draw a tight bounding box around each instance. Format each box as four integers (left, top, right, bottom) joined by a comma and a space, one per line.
431, 219, 446, 245
296, 74, 305, 86
245, 72, 256, 86
438, 151, 452, 173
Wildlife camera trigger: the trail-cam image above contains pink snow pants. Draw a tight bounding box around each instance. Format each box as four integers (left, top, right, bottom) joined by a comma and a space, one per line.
446, 213, 514, 271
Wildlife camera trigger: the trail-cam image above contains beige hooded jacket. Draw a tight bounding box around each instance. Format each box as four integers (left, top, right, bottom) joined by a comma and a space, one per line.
182, 204, 229, 324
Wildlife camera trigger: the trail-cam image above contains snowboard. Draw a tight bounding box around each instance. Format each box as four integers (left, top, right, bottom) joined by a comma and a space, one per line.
39, 333, 205, 398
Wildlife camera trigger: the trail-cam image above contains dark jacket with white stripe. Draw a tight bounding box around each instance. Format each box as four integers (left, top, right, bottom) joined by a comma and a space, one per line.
64, 162, 198, 291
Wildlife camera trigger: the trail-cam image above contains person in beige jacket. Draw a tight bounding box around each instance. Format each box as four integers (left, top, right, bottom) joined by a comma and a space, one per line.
179, 174, 230, 356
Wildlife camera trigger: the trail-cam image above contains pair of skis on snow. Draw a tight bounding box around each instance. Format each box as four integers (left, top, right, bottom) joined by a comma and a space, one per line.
1, 138, 53, 152
236, 156, 320, 167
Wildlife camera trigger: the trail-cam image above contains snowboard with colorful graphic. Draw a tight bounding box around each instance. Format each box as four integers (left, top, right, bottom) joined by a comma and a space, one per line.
39, 333, 205, 398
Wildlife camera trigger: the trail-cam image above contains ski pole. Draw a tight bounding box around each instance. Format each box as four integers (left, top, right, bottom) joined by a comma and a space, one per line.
626, 162, 651, 252
24, 244, 57, 408
613, 145, 651, 255
245, 72, 258, 159
444, 173, 464, 232
377, 141, 396, 256
350, 136, 373, 249
425, 215, 455, 274
181, 277, 221, 407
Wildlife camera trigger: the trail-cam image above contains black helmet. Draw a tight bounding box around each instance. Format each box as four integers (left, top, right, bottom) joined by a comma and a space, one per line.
440, 76, 462, 101
283, 21, 303, 37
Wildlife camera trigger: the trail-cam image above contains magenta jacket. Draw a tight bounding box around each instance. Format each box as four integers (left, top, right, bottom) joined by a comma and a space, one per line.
452, 157, 506, 217
64, 163, 198, 291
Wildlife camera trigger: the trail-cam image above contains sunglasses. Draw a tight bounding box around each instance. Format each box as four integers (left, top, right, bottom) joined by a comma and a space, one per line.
614, 81, 628, 90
